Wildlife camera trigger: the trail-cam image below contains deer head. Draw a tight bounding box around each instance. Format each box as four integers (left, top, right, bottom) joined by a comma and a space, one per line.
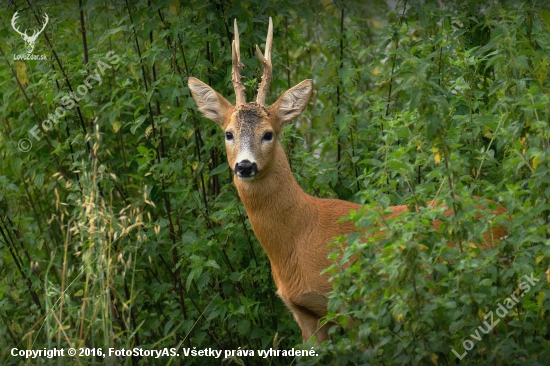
188, 18, 313, 182
11, 11, 49, 54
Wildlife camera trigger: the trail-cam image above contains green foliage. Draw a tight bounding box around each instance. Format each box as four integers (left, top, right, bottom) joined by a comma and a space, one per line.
0, 0, 549, 365
313, 1, 550, 365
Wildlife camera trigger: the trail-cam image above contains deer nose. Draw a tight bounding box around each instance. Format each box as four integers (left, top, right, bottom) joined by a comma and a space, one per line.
235, 160, 258, 178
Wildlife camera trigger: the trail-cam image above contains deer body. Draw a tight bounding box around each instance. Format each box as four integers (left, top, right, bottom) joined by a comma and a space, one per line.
234, 140, 360, 341
188, 18, 507, 343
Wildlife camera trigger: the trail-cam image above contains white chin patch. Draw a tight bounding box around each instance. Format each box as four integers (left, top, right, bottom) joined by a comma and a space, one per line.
236, 175, 255, 182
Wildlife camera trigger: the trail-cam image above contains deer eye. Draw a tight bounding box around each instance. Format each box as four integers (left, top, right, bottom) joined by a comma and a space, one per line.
225, 132, 234, 141
262, 131, 273, 141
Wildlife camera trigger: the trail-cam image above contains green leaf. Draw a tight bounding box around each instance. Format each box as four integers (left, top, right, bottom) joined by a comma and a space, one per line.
209, 162, 229, 176
434, 263, 448, 277
250, 328, 265, 339
540, 11, 550, 32
34, 173, 44, 188
164, 319, 174, 337
186, 267, 203, 291
205, 259, 220, 269
237, 319, 250, 336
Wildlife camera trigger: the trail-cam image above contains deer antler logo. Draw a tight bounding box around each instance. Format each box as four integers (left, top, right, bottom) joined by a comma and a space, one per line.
11, 11, 49, 54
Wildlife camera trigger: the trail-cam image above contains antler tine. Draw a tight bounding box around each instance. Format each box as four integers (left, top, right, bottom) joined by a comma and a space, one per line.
11, 11, 27, 37
30, 14, 48, 38
40, 14, 49, 33
231, 19, 246, 106
255, 17, 273, 106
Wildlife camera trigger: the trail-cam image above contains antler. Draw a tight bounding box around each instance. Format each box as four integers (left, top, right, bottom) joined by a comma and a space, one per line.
231, 19, 246, 106
255, 17, 273, 106
11, 11, 28, 38
34, 14, 49, 38
11, 12, 48, 40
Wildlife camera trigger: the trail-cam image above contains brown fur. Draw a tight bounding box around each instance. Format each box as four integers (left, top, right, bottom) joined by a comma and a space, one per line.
234, 142, 360, 342
188, 76, 508, 343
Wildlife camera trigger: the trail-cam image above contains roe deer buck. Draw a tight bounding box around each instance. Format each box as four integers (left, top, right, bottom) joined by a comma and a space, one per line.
188, 18, 508, 343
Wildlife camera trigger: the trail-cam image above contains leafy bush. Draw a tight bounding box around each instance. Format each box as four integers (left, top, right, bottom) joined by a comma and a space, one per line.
307, 1, 550, 365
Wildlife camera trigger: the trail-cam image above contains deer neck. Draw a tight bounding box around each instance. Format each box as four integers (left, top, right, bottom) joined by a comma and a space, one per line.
234, 143, 314, 263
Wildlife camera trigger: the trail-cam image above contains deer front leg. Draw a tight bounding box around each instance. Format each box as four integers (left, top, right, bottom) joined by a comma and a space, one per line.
291, 305, 330, 343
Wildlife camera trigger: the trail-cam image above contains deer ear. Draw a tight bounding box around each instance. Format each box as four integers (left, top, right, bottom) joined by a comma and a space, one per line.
271, 79, 313, 125
188, 77, 233, 125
